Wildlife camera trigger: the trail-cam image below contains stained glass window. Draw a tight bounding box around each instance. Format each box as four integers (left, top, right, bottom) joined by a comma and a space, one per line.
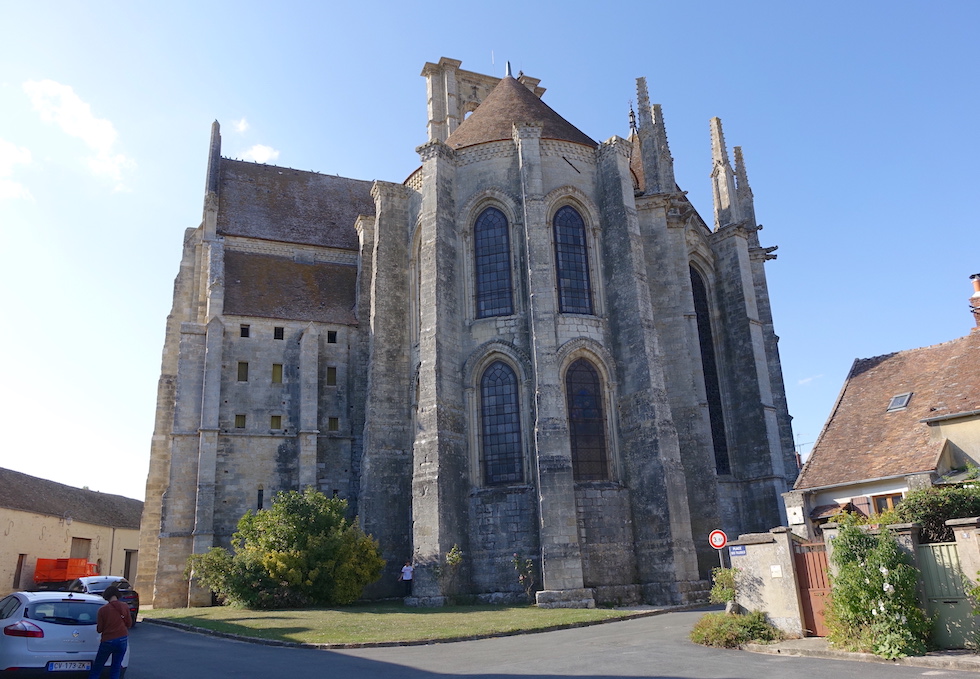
566, 358, 607, 481
480, 361, 523, 485
474, 207, 513, 318
690, 267, 730, 475
553, 206, 593, 314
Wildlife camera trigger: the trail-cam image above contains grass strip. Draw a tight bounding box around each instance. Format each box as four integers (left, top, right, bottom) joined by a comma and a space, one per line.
146, 602, 647, 645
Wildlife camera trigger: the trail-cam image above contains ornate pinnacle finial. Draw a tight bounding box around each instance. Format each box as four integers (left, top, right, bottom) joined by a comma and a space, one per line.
652, 104, 675, 188
710, 117, 729, 166
710, 117, 739, 229
628, 100, 637, 136
734, 146, 756, 226
632, 77, 676, 194
636, 77, 650, 107
505, 61, 512, 78
734, 146, 754, 200
635, 77, 653, 128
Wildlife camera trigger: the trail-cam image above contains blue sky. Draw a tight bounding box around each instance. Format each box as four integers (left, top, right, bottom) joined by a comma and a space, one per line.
1, 1, 977, 500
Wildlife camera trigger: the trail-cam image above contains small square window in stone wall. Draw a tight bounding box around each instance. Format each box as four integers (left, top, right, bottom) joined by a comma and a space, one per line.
327, 331, 338, 344
274, 327, 284, 340
272, 363, 283, 383
240, 324, 250, 338
237, 362, 249, 381
327, 417, 339, 431
271, 415, 282, 429
235, 414, 246, 428
326, 366, 337, 386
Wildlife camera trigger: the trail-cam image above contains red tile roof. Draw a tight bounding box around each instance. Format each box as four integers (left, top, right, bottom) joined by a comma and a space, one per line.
445, 75, 596, 150
795, 331, 980, 490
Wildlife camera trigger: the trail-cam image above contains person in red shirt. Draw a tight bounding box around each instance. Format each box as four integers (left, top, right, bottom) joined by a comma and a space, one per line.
88, 585, 132, 679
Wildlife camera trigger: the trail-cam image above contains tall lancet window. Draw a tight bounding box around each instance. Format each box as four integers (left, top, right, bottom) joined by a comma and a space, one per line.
474, 207, 513, 318
480, 361, 523, 485
690, 266, 731, 475
553, 206, 593, 314
565, 358, 607, 481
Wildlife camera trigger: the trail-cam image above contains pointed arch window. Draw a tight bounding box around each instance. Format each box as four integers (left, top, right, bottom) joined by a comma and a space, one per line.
553, 205, 593, 314
474, 207, 513, 318
690, 266, 731, 475
480, 361, 523, 485
565, 358, 608, 481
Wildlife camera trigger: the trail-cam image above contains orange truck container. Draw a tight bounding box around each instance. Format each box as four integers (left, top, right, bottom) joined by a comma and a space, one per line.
33, 558, 98, 583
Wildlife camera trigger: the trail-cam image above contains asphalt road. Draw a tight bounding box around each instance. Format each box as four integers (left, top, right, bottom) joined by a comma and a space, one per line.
126, 610, 966, 678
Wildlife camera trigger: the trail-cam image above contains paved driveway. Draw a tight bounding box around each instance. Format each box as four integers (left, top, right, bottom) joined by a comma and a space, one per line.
128, 610, 967, 678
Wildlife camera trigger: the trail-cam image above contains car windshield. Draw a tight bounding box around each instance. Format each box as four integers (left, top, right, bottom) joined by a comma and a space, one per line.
26, 600, 102, 625
81, 580, 131, 593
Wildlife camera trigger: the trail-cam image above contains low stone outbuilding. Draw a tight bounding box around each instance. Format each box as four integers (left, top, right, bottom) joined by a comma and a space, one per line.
0, 467, 143, 595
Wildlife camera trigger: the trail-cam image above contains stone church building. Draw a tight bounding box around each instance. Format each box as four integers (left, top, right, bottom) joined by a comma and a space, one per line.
138, 57, 798, 608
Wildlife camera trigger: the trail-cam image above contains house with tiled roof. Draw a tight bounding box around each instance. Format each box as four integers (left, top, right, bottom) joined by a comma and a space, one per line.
784, 276, 980, 539
0, 468, 143, 595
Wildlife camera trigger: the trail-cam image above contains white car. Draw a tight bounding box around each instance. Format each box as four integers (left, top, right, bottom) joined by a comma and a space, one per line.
0, 591, 129, 676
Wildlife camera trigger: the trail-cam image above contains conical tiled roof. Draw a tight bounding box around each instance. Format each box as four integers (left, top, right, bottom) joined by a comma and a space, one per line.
446, 76, 597, 150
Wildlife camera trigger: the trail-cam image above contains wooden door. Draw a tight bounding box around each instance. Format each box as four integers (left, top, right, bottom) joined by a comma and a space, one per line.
793, 541, 830, 637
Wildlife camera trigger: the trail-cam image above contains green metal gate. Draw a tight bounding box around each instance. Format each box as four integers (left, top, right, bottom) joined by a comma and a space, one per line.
916, 542, 978, 649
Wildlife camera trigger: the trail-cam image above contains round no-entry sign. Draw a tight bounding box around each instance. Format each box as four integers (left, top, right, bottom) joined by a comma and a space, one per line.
708, 529, 728, 550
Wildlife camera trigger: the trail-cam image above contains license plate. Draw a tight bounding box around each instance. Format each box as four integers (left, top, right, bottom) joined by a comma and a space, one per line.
47, 661, 92, 671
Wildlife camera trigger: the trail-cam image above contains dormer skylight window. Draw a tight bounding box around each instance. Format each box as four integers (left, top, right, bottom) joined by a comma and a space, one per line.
886, 392, 913, 412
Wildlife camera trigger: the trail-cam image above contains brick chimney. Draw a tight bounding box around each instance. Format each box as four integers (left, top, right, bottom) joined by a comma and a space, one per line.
971, 273, 980, 330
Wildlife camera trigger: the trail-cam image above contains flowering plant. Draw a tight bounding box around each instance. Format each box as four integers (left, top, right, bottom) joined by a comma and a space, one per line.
826, 524, 931, 658
512, 552, 536, 602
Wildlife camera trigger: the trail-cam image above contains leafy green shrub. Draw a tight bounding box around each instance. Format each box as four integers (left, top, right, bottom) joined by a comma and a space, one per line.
186, 488, 385, 608
689, 611, 782, 648
827, 524, 931, 658
709, 567, 738, 604
831, 508, 901, 528
435, 544, 464, 602
895, 485, 980, 543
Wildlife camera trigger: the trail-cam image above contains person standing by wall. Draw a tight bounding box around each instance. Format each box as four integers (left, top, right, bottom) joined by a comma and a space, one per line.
398, 560, 414, 597
88, 584, 132, 679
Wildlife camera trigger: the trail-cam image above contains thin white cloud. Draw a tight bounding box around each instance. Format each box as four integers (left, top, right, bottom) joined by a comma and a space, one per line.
22, 79, 134, 188
234, 117, 249, 133
0, 180, 32, 201
0, 138, 33, 201
797, 375, 823, 386
241, 144, 280, 164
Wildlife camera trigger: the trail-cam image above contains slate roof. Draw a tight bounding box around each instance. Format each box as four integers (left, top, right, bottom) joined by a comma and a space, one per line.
224, 250, 358, 325
0, 468, 143, 530
795, 331, 980, 490
217, 160, 374, 250
445, 75, 597, 150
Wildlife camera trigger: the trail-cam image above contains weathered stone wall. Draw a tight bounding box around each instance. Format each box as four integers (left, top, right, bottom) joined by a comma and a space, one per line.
358, 183, 415, 598
948, 517, 980, 591
576, 485, 638, 603
0, 511, 140, 597
468, 487, 539, 596
730, 528, 805, 636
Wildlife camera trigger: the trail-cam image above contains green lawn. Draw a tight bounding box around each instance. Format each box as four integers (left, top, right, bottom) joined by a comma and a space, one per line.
146, 603, 650, 646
